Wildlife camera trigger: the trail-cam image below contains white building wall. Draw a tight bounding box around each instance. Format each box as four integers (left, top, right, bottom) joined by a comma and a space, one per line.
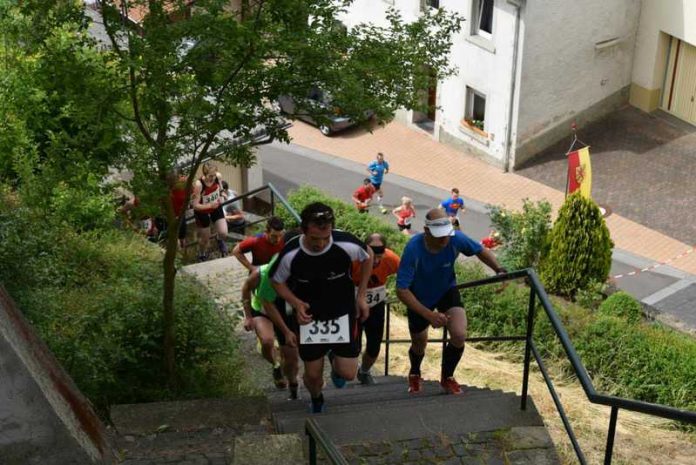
514, 0, 641, 166
437, 0, 519, 166
339, 0, 420, 29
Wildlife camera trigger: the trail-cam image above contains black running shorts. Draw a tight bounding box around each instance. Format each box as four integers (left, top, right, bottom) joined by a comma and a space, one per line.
407, 287, 463, 334
194, 206, 225, 228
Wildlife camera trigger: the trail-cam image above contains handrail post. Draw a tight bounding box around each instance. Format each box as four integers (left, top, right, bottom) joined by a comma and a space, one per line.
441, 326, 448, 381
384, 302, 391, 376
307, 425, 317, 465
604, 407, 619, 465
270, 189, 276, 217
521, 283, 536, 411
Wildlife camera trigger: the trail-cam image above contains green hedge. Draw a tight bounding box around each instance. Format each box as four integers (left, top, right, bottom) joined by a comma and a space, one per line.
0, 195, 244, 414
598, 291, 643, 324
457, 262, 696, 413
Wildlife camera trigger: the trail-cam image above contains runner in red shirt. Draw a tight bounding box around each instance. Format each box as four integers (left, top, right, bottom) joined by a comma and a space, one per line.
351, 233, 400, 385
169, 172, 190, 248
352, 178, 376, 214
232, 217, 285, 272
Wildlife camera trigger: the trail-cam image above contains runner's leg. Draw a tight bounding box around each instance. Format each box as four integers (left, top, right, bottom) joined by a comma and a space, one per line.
213, 215, 229, 256
360, 303, 385, 374
303, 358, 325, 411
441, 306, 467, 393
331, 354, 358, 381
254, 317, 278, 366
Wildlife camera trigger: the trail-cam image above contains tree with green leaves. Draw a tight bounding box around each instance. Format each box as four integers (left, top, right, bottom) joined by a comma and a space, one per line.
0, 0, 126, 227
540, 192, 614, 297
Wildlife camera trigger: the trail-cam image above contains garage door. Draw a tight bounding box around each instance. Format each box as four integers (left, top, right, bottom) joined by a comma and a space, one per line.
662, 37, 696, 125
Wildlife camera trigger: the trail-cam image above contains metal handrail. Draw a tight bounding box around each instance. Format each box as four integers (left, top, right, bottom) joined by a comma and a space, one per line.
306, 418, 350, 465
382, 268, 696, 465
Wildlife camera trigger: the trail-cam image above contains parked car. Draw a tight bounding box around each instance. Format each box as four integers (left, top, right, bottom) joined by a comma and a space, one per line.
277, 88, 372, 136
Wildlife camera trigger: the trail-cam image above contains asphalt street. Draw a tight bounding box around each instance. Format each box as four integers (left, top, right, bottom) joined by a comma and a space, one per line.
258, 141, 696, 334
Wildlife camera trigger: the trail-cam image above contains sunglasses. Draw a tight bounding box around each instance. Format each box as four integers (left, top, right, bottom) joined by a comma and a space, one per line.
309, 211, 334, 221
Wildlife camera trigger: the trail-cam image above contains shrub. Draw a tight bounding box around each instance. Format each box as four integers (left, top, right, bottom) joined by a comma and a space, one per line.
540, 193, 613, 297
0, 193, 245, 414
487, 199, 552, 270
598, 291, 643, 324
575, 279, 608, 310
574, 316, 696, 409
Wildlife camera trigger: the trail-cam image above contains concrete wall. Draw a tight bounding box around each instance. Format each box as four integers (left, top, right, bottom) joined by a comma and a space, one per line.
630, 0, 696, 112
0, 288, 113, 464
514, 0, 641, 167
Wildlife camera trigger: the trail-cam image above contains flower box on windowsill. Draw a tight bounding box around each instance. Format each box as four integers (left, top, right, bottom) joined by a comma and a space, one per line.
459, 119, 490, 140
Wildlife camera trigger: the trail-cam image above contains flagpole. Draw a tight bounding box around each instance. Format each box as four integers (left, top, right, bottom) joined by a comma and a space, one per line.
564, 122, 578, 199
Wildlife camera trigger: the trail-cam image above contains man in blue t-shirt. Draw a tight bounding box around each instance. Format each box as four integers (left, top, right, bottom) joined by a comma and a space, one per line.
367, 152, 390, 214
439, 188, 465, 229
396, 208, 506, 395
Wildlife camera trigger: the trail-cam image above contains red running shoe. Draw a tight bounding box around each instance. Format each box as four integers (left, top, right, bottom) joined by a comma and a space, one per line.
408, 374, 423, 394
440, 377, 462, 395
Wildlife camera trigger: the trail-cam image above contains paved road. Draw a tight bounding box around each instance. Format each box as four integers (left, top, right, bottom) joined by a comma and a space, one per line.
258, 142, 696, 335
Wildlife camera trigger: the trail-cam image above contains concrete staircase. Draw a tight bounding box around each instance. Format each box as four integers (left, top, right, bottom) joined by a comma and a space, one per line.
270, 376, 561, 465
109, 397, 304, 465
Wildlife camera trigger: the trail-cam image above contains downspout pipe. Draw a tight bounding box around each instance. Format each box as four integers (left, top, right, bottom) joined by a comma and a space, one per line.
503, 0, 525, 172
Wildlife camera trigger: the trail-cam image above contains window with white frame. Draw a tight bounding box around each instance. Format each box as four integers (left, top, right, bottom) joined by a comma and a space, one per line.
422, 0, 440, 10
472, 0, 494, 39
464, 87, 487, 132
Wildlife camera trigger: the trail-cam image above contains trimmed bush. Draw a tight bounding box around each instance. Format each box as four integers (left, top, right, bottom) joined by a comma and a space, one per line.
487, 199, 552, 270
574, 315, 696, 409
540, 193, 613, 296
598, 291, 643, 324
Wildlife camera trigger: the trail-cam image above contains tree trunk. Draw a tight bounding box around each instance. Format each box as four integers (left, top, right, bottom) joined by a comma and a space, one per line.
162, 204, 179, 388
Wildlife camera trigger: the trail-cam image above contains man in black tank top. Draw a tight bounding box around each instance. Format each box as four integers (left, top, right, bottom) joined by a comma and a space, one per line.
271, 202, 372, 413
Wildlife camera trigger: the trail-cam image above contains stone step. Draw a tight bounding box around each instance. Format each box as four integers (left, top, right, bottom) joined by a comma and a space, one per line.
231, 433, 304, 465
111, 397, 269, 435
265, 374, 407, 401
273, 388, 514, 434
280, 392, 544, 445
269, 379, 500, 414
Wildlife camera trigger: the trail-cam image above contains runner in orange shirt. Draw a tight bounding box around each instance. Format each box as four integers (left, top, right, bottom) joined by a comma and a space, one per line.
351, 233, 400, 385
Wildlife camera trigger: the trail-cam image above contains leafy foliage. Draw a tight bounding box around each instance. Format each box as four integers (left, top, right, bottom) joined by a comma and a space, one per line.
540, 193, 613, 296
0, 192, 244, 414
0, 0, 126, 193
598, 291, 643, 324
487, 199, 552, 270
574, 279, 608, 310
575, 316, 696, 410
